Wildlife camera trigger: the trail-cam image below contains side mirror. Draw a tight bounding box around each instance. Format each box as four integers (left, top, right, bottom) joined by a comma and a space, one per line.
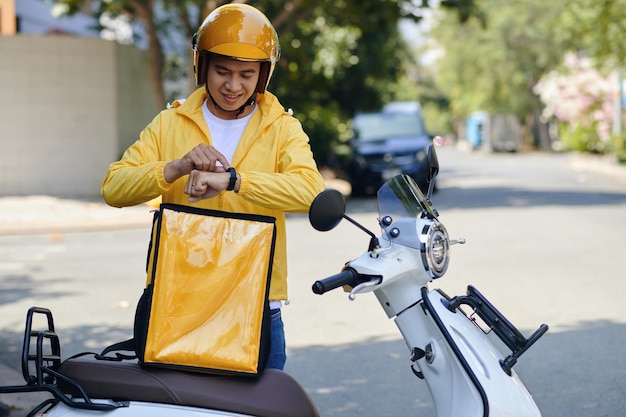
427, 144, 440, 181
309, 189, 346, 232
425, 144, 440, 199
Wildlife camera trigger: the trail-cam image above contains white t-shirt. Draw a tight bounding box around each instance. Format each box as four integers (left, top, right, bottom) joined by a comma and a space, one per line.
201, 99, 257, 165
201, 100, 282, 310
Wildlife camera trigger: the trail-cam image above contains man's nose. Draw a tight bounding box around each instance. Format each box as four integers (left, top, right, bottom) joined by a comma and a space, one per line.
225, 76, 241, 91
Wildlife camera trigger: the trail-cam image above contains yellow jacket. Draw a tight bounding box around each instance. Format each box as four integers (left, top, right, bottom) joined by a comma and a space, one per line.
102, 87, 325, 300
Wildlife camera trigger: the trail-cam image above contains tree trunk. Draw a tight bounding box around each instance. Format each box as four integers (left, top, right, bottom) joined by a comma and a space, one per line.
132, 0, 166, 108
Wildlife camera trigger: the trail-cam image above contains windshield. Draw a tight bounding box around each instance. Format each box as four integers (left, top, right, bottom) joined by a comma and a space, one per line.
353, 112, 426, 142
376, 174, 437, 226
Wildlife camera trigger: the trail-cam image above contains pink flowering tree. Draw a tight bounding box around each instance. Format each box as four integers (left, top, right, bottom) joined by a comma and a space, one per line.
533, 53, 623, 156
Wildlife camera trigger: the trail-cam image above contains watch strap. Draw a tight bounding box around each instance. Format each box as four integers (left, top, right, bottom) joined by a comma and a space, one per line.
226, 167, 237, 191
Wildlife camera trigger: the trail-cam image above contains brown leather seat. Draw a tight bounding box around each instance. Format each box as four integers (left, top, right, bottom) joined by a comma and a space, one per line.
57, 356, 319, 417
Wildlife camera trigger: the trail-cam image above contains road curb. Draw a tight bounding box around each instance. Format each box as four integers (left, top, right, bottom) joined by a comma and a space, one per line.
567, 153, 626, 182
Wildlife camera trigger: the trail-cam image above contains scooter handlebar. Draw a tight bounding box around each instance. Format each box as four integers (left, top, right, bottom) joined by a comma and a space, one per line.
312, 268, 359, 294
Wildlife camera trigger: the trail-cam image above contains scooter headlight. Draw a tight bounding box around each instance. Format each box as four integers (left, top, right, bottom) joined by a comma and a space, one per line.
423, 222, 450, 278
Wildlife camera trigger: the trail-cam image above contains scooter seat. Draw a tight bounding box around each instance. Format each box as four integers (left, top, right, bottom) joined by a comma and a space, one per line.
57, 355, 319, 417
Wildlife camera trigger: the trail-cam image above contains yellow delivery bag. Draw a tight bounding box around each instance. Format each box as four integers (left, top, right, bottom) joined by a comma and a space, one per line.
140, 203, 276, 377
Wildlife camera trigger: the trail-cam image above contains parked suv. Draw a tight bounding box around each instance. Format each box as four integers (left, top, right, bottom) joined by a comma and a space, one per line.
347, 102, 432, 195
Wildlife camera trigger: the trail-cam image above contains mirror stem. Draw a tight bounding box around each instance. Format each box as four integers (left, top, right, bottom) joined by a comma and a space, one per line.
426, 177, 436, 201
342, 215, 380, 251
343, 214, 377, 240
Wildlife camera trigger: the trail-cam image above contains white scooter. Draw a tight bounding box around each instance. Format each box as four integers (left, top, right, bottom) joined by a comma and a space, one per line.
0, 144, 547, 417
307, 144, 548, 416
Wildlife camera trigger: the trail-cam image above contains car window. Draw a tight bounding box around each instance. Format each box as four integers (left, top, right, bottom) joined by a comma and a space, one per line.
354, 112, 425, 142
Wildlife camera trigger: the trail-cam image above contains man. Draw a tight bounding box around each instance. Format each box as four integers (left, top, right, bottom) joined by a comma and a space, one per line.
101, 4, 325, 370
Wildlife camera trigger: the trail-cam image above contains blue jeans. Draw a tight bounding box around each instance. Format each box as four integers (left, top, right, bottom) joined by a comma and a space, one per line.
266, 308, 286, 370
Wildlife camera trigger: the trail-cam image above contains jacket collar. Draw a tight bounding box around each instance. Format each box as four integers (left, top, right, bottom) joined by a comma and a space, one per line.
172, 88, 285, 130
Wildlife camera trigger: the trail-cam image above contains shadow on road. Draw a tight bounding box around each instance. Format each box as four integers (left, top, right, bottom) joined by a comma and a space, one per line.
1, 318, 624, 417
0, 274, 80, 306
287, 320, 626, 417
341, 184, 626, 217
433, 186, 626, 210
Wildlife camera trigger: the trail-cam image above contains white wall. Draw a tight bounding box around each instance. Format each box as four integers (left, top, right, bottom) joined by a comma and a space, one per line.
0, 35, 158, 197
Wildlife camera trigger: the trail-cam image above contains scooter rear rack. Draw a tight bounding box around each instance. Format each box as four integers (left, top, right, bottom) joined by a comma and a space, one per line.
443, 285, 549, 375
0, 307, 124, 411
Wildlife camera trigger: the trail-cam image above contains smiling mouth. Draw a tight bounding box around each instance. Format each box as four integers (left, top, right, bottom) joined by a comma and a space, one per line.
222, 94, 242, 106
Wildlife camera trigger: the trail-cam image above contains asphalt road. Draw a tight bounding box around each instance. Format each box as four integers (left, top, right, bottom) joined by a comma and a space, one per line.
1, 146, 625, 417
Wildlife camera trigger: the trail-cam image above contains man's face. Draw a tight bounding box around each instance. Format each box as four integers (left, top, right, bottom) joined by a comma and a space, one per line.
206, 56, 260, 117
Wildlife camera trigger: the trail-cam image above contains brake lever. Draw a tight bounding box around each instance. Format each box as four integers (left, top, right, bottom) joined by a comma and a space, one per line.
349, 278, 381, 300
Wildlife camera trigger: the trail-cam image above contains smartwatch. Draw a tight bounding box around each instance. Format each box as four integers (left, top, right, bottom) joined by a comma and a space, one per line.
226, 167, 237, 191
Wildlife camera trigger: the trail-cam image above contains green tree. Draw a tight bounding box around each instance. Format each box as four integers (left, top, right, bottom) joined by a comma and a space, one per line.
555, 0, 626, 67
266, 1, 416, 163
49, 0, 228, 107
428, 0, 565, 146
48, 0, 481, 162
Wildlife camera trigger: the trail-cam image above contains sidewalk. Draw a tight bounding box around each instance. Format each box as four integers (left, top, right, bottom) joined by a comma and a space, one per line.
566, 151, 626, 182
0, 178, 352, 236
0, 196, 155, 235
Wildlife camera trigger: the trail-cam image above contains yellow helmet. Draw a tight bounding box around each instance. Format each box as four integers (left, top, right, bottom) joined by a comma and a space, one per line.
192, 4, 281, 93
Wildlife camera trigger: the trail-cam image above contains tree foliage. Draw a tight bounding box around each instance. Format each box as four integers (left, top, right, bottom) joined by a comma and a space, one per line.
49, 0, 225, 106
549, 0, 626, 161
555, 0, 626, 67
425, 0, 626, 152
430, 0, 563, 120
265, 1, 415, 163
47, 0, 485, 163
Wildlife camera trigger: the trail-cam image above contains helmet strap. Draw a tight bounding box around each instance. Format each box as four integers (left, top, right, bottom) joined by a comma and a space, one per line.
205, 83, 257, 119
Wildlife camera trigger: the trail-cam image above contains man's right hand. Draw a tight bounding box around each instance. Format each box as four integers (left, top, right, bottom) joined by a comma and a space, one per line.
164, 145, 230, 183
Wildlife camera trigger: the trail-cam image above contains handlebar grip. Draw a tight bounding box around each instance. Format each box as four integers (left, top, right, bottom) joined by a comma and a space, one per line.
312, 268, 358, 295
